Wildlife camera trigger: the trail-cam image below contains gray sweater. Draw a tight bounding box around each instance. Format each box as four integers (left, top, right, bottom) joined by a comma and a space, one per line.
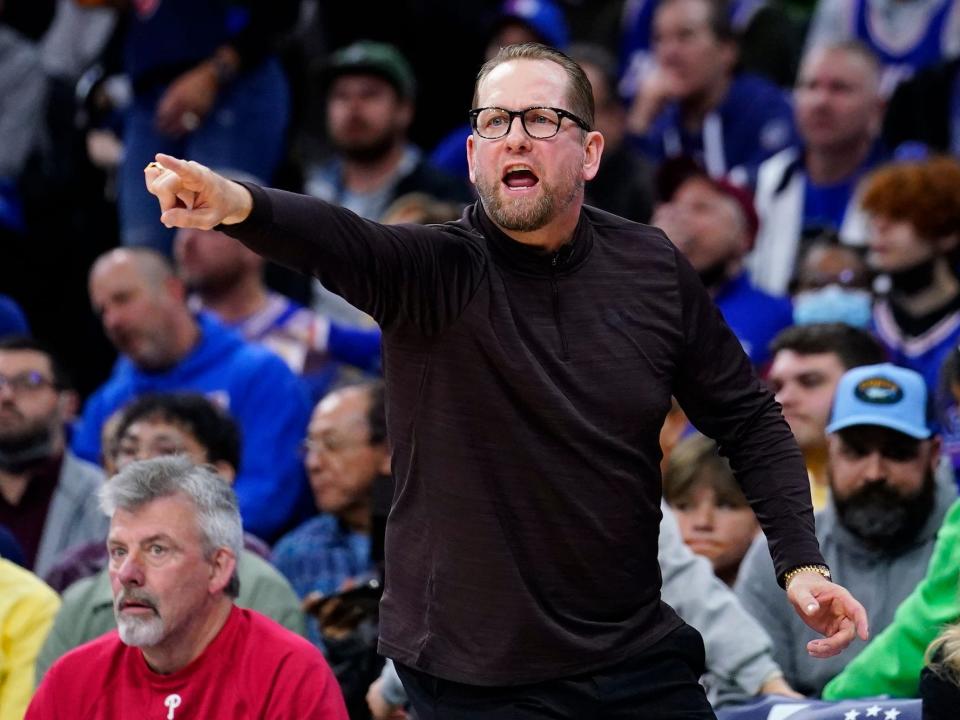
734, 468, 957, 696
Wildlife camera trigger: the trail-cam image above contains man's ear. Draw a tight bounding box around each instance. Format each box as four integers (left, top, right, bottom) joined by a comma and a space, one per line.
212, 460, 236, 485
466, 133, 477, 185
581, 130, 605, 182
208, 547, 237, 595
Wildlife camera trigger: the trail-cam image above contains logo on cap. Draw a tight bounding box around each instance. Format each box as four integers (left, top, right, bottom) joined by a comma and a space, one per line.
854, 377, 903, 404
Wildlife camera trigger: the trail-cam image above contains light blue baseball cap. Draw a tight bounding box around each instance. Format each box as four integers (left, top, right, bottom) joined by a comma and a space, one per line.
826, 363, 931, 439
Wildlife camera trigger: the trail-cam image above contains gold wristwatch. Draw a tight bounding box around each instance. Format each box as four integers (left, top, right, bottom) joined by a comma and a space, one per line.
782, 564, 832, 590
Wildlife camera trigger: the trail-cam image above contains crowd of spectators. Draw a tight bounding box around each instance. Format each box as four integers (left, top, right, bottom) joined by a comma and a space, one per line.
2, 0, 960, 717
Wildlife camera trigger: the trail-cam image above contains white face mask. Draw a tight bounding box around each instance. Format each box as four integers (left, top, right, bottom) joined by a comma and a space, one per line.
793, 285, 873, 328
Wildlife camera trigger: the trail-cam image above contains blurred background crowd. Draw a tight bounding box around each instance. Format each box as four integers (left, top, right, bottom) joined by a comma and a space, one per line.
3, 0, 960, 717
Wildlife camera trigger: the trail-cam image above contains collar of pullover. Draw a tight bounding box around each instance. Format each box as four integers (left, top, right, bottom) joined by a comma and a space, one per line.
471, 201, 594, 278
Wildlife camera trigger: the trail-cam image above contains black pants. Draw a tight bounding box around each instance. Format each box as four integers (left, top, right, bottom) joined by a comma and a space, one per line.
395, 623, 717, 719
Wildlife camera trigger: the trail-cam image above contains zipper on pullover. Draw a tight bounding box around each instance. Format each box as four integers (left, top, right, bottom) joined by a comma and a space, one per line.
550, 254, 570, 361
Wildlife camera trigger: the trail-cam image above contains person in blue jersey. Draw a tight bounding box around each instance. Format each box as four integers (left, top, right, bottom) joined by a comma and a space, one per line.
174, 226, 381, 403
73, 247, 311, 542
750, 41, 886, 296
653, 159, 792, 368
116, 0, 298, 253
628, 0, 797, 180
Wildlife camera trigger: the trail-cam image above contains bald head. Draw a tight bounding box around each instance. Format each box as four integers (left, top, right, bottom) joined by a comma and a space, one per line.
89, 248, 197, 370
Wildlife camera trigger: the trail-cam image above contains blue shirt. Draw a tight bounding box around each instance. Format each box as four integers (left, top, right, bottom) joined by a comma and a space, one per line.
715, 272, 794, 367
72, 313, 312, 541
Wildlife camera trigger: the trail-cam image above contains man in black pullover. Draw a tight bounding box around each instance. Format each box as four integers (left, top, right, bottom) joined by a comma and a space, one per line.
145, 42, 868, 720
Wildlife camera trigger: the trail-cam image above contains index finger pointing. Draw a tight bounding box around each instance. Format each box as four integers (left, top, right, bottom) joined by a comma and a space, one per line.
154, 154, 208, 186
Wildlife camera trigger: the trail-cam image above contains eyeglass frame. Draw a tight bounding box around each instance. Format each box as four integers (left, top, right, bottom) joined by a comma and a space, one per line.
468, 106, 592, 140
0, 370, 57, 394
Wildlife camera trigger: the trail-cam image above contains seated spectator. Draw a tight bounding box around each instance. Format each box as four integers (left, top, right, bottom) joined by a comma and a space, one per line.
791, 239, 873, 328
273, 382, 388, 640
174, 226, 382, 403
0, 337, 106, 577
822, 497, 960, 700
736, 363, 956, 695
865, 156, 960, 396
571, 42, 656, 224
115, 0, 298, 253
305, 41, 471, 223
663, 434, 759, 586
0, 558, 59, 720
749, 41, 885, 295
921, 621, 960, 719
304, 40, 472, 328
629, 0, 797, 179
618, 0, 804, 104
26, 457, 348, 718
73, 247, 312, 541
37, 392, 306, 678
653, 159, 792, 367
804, 0, 960, 95
768, 323, 886, 509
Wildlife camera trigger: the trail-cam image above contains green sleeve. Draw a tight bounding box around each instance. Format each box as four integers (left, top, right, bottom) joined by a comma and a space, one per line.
823, 499, 960, 699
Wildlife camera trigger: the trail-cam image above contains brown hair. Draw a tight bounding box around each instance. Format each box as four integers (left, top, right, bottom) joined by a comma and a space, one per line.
472, 42, 594, 131
663, 433, 749, 508
861, 156, 960, 242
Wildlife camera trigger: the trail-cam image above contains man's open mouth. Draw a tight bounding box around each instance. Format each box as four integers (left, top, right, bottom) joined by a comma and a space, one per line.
502, 166, 540, 189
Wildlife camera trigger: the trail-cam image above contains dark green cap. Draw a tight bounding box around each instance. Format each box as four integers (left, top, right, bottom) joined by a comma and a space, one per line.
323, 41, 416, 99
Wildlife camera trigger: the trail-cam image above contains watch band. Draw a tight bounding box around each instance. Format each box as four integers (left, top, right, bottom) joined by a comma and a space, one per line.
782, 564, 832, 590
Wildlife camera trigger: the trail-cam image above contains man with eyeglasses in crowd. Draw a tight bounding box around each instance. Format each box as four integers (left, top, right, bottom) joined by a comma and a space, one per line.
145, 42, 868, 719
272, 381, 388, 638
0, 336, 106, 578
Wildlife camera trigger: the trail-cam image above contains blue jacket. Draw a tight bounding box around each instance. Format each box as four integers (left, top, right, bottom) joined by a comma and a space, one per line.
72, 313, 312, 541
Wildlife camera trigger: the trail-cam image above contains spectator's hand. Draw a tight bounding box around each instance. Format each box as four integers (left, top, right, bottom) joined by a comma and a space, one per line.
626, 64, 674, 135
154, 63, 219, 137
144, 154, 252, 228
787, 573, 869, 658
366, 678, 407, 720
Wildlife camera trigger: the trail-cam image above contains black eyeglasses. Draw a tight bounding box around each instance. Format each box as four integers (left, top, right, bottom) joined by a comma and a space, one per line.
0, 371, 56, 394
469, 106, 591, 139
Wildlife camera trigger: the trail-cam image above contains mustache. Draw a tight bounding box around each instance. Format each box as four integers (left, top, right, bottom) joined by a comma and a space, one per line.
115, 588, 160, 613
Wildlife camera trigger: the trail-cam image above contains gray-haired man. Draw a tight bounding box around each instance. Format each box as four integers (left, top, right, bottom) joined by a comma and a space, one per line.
27, 457, 348, 719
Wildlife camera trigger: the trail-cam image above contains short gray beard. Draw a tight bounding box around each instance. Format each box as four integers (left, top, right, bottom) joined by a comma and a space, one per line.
476, 168, 583, 233
116, 612, 165, 647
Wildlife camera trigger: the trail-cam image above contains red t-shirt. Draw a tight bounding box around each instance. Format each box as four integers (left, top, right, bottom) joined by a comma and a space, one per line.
27, 605, 348, 719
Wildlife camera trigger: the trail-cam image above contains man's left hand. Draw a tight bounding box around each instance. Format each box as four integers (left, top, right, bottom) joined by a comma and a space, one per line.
787, 572, 869, 658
